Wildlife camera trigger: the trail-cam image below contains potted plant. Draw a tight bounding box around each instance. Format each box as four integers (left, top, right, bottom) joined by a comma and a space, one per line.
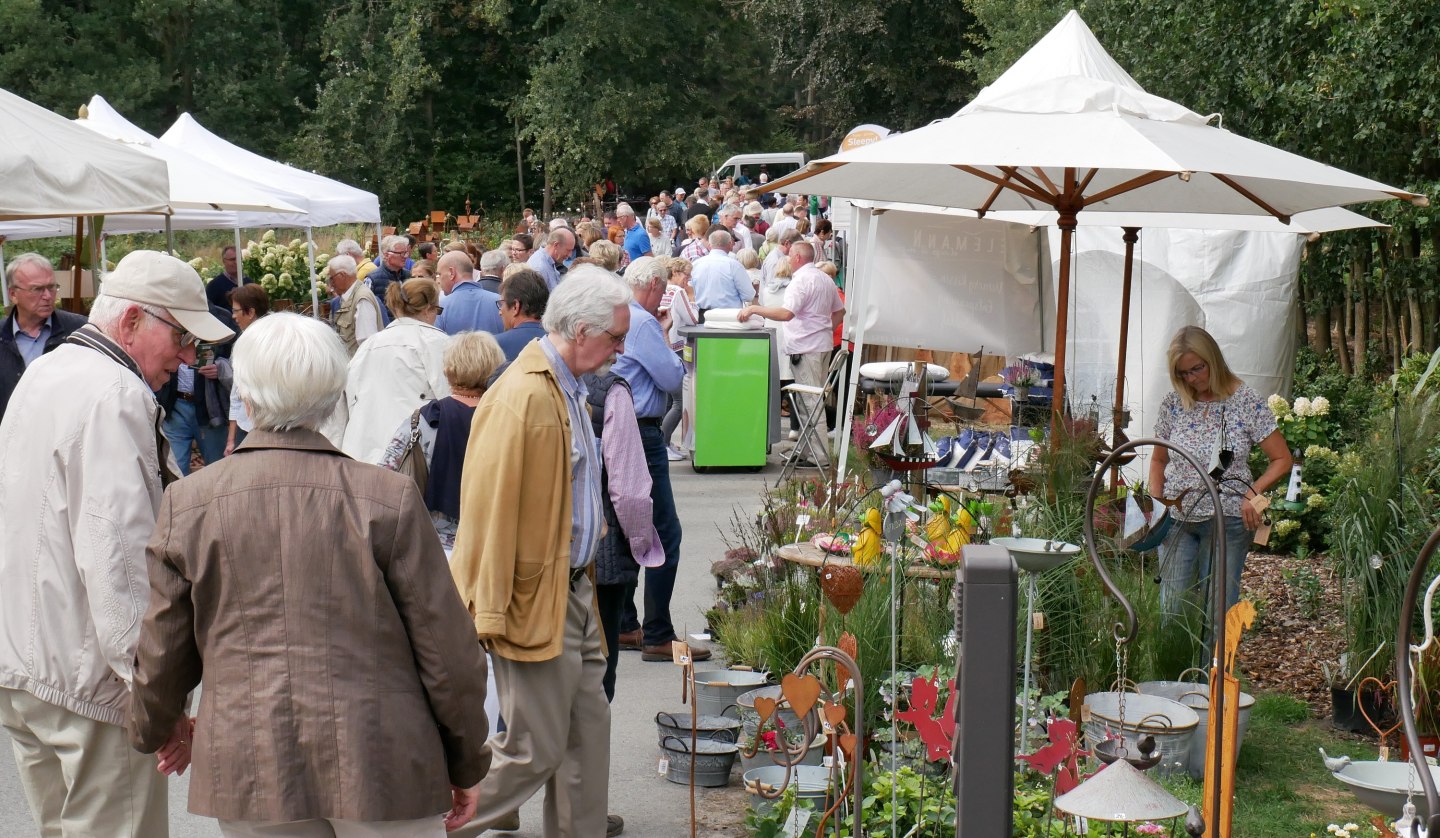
1002, 361, 1040, 401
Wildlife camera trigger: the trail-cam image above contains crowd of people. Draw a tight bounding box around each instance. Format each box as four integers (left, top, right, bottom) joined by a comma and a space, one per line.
0, 173, 845, 838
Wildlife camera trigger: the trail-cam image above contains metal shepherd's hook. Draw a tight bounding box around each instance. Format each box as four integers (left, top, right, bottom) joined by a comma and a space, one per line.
1396, 525, 1440, 837
1084, 438, 1225, 835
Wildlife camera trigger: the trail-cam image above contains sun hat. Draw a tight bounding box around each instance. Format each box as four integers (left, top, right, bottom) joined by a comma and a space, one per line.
103, 250, 235, 342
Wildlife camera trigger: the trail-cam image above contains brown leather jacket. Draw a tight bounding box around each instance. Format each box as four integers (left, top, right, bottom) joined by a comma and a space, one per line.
126, 428, 490, 822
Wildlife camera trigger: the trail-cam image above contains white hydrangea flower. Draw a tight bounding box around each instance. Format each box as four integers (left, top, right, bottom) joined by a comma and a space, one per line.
1307, 493, 1325, 510
261, 230, 277, 243
1267, 394, 1290, 418
1304, 444, 1336, 461
1294, 396, 1312, 417
187, 257, 204, 270
1310, 396, 1330, 416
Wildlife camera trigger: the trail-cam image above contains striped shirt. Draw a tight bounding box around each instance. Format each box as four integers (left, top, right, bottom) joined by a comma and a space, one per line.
539, 336, 603, 568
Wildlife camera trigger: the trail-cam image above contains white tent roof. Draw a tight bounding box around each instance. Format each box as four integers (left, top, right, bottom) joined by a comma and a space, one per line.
0, 96, 310, 241
0, 86, 169, 220
850, 200, 1384, 234
162, 113, 381, 227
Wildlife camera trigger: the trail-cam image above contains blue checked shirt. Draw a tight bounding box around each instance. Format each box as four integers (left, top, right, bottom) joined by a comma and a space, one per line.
539, 336, 603, 568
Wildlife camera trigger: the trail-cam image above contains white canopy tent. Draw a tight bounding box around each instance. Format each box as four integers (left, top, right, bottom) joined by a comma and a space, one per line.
0, 96, 308, 243
162, 113, 380, 229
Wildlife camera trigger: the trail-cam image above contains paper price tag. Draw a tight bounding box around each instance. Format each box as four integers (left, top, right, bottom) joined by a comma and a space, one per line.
1032, 612, 1046, 631
658, 758, 670, 775
1079, 703, 1092, 723
795, 513, 812, 529
783, 805, 812, 837
1379, 746, 1391, 762
672, 641, 691, 666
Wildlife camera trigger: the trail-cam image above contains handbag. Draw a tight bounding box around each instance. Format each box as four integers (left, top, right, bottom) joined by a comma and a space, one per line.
395, 409, 429, 494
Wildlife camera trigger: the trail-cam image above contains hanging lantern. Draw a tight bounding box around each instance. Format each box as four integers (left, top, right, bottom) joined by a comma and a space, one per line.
1053, 759, 1194, 835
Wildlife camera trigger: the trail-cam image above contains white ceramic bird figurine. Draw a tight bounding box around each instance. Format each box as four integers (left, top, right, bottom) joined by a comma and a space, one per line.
1319, 747, 1352, 772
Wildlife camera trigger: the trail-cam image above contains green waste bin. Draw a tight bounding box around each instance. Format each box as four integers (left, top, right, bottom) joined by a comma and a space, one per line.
681, 326, 779, 471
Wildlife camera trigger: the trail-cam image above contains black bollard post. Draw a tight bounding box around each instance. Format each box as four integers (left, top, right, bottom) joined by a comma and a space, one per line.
953, 543, 1017, 836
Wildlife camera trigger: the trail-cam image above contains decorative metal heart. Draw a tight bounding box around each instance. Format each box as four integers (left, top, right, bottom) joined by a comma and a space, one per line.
753, 696, 778, 732
1358, 677, 1403, 741
838, 733, 857, 760
823, 701, 847, 729
781, 673, 822, 720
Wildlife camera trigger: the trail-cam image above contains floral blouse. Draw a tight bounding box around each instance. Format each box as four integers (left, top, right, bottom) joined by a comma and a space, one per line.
1152, 384, 1277, 521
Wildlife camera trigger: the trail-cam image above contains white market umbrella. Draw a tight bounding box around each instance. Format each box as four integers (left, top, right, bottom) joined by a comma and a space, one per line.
765, 10, 1425, 424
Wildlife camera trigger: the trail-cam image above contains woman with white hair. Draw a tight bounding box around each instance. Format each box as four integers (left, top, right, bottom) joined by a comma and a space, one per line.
127, 312, 491, 837
340, 278, 451, 463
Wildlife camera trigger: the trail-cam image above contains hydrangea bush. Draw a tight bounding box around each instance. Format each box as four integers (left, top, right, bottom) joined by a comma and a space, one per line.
1258, 395, 1337, 554
240, 230, 329, 307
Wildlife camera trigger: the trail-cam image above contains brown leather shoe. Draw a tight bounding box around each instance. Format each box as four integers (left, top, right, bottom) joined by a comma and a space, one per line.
616, 629, 643, 651
641, 641, 712, 662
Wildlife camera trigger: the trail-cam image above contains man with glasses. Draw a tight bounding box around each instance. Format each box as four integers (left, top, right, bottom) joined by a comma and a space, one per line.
370, 234, 412, 323
493, 267, 550, 367
204, 245, 250, 309
451, 266, 630, 837
528, 227, 574, 291
157, 294, 239, 475
0, 253, 86, 422
0, 250, 234, 838
509, 234, 534, 264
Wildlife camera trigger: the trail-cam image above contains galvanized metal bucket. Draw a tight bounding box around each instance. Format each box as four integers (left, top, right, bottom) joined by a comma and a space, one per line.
654, 711, 742, 747
1083, 691, 1198, 779
736, 685, 813, 741
743, 764, 832, 815
693, 669, 769, 717
659, 735, 738, 787
1137, 679, 1256, 780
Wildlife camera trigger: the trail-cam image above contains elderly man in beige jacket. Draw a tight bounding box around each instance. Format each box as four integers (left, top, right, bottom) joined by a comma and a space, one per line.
450, 266, 631, 838
0, 251, 235, 837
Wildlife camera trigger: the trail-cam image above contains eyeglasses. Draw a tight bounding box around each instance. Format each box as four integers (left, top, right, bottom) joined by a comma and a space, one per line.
143, 309, 198, 348
385, 249, 410, 257
598, 327, 626, 347
15, 283, 60, 296
1177, 361, 1208, 380
494, 299, 514, 311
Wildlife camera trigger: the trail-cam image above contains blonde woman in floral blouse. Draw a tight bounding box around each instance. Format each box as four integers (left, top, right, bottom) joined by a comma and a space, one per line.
1148, 326, 1292, 622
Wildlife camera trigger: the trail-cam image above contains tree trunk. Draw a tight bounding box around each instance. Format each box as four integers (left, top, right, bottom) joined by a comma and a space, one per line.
542, 166, 552, 221
514, 117, 526, 210
1311, 304, 1331, 355
1427, 299, 1440, 353
1408, 288, 1423, 354
424, 92, 435, 213
1351, 252, 1367, 376
1383, 290, 1400, 371
1333, 304, 1352, 375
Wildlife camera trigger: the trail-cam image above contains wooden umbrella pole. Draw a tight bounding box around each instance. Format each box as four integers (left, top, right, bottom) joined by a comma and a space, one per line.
1050, 198, 1078, 447
1111, 227, 1140, 489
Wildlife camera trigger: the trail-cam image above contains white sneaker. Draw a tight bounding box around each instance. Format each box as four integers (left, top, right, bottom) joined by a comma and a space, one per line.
666, 446, 686, 461
787, 430, 800, 441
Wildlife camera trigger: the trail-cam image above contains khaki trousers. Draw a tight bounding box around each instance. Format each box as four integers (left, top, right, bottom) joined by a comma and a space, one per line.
792, 350, 832, 465
0, 686, 168, 838
218, 816, 444, 837
467, 574, 610, 838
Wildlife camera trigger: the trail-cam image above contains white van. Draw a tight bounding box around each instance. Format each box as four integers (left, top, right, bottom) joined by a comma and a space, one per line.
709, 152, 807, 188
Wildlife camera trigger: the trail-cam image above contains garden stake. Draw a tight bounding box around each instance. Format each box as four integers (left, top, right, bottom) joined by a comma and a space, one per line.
1392, 523, 1440, 837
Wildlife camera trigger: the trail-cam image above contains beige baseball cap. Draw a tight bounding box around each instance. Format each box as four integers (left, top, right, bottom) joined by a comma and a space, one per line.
103, 250, 236, 343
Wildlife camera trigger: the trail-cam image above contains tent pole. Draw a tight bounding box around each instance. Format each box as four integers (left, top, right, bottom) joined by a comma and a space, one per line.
0, 241, 8, 309
98, 234, 108, 282
835, 206, 881, 481
71, 217, 85, 314
1111, 227, 1140, 488
165, 215, 174, 255
307, 226, 321, 320
234, 228, 244, 284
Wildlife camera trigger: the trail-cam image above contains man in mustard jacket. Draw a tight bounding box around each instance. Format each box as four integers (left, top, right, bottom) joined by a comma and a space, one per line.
450, 266, 633, 838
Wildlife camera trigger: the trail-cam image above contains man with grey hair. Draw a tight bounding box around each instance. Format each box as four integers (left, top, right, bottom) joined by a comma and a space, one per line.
369, 234, 411, 322
528, 226, 574, 291
740, 240, 844, 466
761, 227, 803, 291
0, 253, 86, 422
689, 229, 755, 319
451, 265, 629, 837
477, 248, 511, 294
0, 250, 234, 837
435, 250, 503, 335
615, 202, 651, 266
608, 257, 705, 665
328, 254, 381, 356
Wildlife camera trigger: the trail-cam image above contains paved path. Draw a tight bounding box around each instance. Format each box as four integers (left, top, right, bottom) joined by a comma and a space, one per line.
0, 460, 778, 838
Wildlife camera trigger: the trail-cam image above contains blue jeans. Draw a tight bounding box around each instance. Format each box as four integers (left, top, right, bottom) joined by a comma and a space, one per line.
621, 423, 684, 646
162, 399, 228, 476
1158, 515, 1251, 623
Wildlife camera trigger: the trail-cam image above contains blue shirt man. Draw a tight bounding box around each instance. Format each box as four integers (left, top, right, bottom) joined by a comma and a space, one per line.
434, 250, 503, 335
612, 298, 682, 419
690, 233, 756, 311
527, 228, 573, 291
616, 204, 651, 265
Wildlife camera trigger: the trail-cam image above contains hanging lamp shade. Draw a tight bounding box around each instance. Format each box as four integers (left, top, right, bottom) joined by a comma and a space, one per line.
1053, 759, 1188, 822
